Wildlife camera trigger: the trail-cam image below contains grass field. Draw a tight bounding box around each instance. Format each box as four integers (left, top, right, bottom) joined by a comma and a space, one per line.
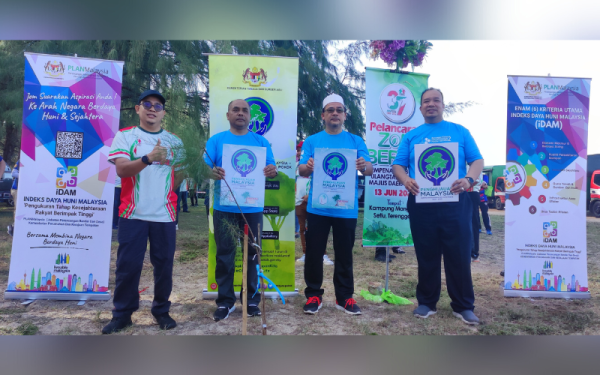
1, 203, 599, 335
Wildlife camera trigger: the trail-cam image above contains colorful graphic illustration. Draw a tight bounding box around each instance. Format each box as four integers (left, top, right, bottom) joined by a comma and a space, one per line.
418, 146, 455, 186
7, 268, 108, 293
506, 269, 587, 292
379, 83, 416, 123
323, 152, 348, 181
231, 148, 258, 177
246, 97, 274, 135
56, 166, 78, 188
543, 221, 558, 238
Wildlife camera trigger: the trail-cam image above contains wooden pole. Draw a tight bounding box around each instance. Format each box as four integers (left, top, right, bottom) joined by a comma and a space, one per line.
258, 223, 267, 335
242, 224, 249, 336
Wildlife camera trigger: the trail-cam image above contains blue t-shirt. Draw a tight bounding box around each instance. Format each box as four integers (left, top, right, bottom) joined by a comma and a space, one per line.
299, 130, 369, 219
393, 120, 482, 179
204, 130, 275, 213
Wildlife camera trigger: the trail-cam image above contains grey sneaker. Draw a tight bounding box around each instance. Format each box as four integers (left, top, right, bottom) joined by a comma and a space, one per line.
413, 305, 437, 319
453, 310, 480, 325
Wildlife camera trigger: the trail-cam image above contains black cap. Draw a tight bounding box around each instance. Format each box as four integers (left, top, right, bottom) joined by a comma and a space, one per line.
138, 89, 166, 104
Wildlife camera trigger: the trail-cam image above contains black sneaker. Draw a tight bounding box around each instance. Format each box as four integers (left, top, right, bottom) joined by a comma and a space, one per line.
101, 316, 133, 334
374, 254, 395, 262
152, 312, 177, 330
303, 296, 322, 314
247, 305, 261, 317
213, 305, 235, 321
335, 298, 362, 315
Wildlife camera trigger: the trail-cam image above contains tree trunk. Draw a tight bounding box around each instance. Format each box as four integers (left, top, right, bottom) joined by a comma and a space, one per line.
2, 122, 18, 164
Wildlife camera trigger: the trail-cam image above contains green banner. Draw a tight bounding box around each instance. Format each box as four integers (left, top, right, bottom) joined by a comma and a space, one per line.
362, 68, 428, 246
206, 55, 299, 294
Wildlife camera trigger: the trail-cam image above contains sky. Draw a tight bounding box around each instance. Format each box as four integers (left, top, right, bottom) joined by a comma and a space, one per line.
358, 40, 600, 166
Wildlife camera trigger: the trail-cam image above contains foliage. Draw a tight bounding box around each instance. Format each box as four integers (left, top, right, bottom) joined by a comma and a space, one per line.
363, 220, 410, 245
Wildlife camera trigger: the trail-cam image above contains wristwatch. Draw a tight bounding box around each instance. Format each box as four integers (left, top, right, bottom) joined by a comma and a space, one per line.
141, 155, 152, 166
465, 176, 474, 187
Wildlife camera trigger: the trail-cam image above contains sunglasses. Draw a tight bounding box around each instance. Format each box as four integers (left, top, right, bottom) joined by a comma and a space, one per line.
140, 101, 164, 112
324, 107, 345, 114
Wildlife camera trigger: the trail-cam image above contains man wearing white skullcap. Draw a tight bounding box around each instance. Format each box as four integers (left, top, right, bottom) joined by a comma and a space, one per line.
298, 93, 373, 315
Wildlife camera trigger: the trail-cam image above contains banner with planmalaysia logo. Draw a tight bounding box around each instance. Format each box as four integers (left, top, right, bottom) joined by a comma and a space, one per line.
204, 54, 299, 299
5, 53, 123, 301
504, 75, 591, 298
362, 68, 429, 247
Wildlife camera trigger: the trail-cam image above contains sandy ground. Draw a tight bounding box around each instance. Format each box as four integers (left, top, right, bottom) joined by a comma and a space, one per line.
1, 205, 599, 336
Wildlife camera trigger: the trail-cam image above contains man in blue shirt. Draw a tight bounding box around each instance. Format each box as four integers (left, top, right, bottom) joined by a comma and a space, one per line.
392, 88, 484, 325
204, 99, 277, 321
299, 94, 373, 315
8, 160, 19, 236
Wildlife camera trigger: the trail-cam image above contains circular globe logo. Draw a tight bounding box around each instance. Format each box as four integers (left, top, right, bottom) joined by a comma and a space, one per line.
418, 146, 455, 186
323, 152, 348, 181
245, 97, 274, 135
231, 148, 258, 177
379, 83, 416, 124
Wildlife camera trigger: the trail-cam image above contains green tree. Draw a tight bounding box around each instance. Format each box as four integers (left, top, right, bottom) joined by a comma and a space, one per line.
332, 194, 341, 206
425, 152, 448, 179
236, 153, 252, 173
263, 172, 296, 249
249, 104, 266, 133
242, 191, 250, 203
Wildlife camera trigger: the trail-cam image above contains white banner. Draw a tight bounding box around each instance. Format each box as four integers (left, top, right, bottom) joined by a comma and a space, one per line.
504, 75, 590, 298
220, 144, 266, 208
415, 143, 459, 203
312, 148, 357, 210
5, 53, 123, 300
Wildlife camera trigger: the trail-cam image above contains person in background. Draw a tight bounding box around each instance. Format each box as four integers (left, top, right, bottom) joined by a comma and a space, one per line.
7, 159, 18, 237
190, 179, 198, 207
479, 181, 492, 236
112, 175, 121, 230
179, 178, 190, 213
468, 176, 483, 262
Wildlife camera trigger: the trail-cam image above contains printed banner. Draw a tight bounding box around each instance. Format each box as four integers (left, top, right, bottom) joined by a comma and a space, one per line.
206, 55, 299, 296
312, 148, 356, 209
5, 53, 124, 300
415, 142, 459, 203
221, 144, 267, 207
504, 75, 590, 298
362, 68, 429, 246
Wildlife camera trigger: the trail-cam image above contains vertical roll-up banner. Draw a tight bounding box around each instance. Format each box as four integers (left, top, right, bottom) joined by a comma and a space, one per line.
204, 55, 299, 298
5, 53, 124, 300
363, 68, 428, 247
504, 75, 591, 298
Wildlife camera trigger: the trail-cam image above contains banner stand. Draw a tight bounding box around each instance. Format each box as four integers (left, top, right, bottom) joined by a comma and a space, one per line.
5, 291, 111, 301
504, 290, 590, 299
202, 290, 298, 300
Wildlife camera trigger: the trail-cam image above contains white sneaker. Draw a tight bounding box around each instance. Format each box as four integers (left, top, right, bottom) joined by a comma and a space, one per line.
176, 224, 179, 230
296, 255, 305, 263
323, 254, 334, 265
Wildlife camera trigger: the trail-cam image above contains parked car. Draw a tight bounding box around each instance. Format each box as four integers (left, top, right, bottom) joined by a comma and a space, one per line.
0, 164, 14, 206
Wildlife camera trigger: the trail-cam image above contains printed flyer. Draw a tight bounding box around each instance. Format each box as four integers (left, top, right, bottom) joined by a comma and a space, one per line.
311, 148, 357, 210
220, 144, 266, 208
414, 142, 459, 203
5, 53, 123, 300
504, 75, 590, 298
362, 68, 428, 246
205, 54, 299, 298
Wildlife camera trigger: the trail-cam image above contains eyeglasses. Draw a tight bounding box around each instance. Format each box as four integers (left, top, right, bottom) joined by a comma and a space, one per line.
140, 101, 164, 112
324, 107, 345, 114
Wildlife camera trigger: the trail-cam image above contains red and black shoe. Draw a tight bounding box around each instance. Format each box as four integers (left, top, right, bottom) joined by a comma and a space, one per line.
336, 298, 362, 315
303, 296, 323, 314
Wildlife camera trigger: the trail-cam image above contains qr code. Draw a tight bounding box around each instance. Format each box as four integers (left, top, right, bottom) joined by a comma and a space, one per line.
55, 131, 84, 159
